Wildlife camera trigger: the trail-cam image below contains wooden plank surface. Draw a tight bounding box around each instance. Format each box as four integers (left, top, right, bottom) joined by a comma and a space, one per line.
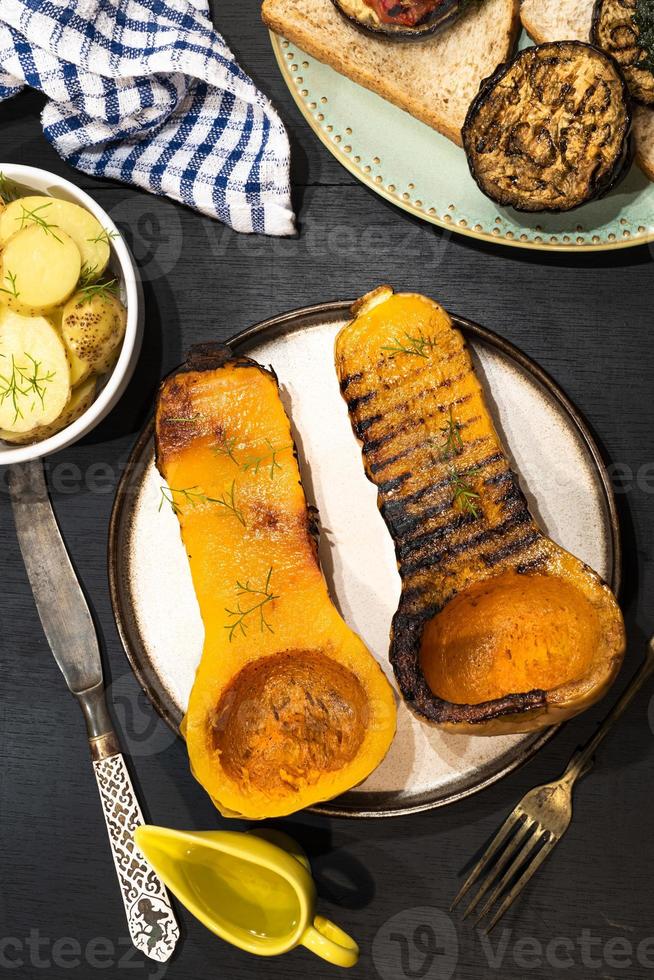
1, 4, 653, 979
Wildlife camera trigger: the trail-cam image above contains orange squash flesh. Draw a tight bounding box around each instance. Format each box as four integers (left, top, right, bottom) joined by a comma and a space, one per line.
155, 345, 396, 817
335, 287, 626, 735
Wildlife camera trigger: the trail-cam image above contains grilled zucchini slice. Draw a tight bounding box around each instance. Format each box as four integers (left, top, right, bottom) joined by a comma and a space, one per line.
592, 0, 654, 105
330, 0, 463, 40
462, 41, 632, 212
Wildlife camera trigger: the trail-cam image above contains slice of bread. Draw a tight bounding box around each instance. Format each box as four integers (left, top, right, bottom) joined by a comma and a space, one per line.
521, 0, 654, 181
262, 0, 520, 146
520, 0, 591, 42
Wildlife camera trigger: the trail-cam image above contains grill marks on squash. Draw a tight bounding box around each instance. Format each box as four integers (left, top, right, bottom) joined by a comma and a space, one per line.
347, 360, 545, 608
337, 317, 550, 621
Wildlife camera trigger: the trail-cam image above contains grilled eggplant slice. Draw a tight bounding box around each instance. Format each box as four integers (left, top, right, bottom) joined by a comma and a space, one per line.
336, 287, 625, 735
330, 0, 463, 39
592, 0, 654, 105
462, 41, 632, 212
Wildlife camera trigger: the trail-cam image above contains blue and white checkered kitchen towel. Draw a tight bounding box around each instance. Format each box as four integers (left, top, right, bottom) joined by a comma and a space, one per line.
0, 0, 295, 235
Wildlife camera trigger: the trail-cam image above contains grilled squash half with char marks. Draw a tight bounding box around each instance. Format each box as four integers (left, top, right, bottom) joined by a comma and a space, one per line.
156, 344, 396, 817
335, 287, 625, 735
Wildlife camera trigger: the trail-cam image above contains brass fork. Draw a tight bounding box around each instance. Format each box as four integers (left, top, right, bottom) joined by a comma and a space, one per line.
452, 636, 654, 933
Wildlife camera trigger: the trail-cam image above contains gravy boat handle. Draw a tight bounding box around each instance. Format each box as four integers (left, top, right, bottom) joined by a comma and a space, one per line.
300, 915, 359, 968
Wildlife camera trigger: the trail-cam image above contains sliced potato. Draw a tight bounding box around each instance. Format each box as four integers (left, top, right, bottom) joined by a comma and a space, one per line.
66, 344, 93, 386
0, 196, 112, 279
0, 374, 95, 444
2, 225, 81, 310
0, 308, 71, 432
61, 289, 127, 375
48, 305, 93, 386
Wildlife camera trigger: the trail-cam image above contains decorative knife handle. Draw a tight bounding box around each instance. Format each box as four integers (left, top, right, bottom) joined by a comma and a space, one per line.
91, 738, 179, 963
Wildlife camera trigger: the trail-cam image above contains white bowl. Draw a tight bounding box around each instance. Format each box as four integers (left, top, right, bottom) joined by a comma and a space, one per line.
0, 164, 143, 464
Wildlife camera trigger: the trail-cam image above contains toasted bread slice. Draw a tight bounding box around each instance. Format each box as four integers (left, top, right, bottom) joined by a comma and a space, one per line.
262, 0, 520, 146
521, 0, 654, 181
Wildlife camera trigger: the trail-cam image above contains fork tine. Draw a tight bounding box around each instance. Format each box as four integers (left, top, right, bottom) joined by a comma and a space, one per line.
462, 817, 534, 919
483, 835, 557, 934
472, 823, 545, 924
450, 810, 526, 912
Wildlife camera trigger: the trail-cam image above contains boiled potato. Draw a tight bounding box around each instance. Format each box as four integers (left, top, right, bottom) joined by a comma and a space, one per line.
66, 344, 93, 386
0, 196, 112, 279
48, 307, 92, 386
0, 308, 70, 432
1, 225, 81, 310
0, 374, 95, 444
61, 289, 127, 374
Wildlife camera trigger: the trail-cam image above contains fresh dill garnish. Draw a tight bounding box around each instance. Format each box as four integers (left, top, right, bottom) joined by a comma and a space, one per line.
434, 407, 463, 461
214, 433, 239, 466
77, 262, 118, 301
224, 567, 278, 641
0, 172, 21, 204
87, 227, 119, 246
381, 330, 437, 358
159, 485, 209, 515
77, 278, 118, 303
212, 479, 246, 526
17, 202, 63, 243
0, 353, 56, 424
449, 467, 481, 517
79, 263, 99, 287
19, 354, 56, 411
0, 270, 19, 299
241, 439, 291, 479
635, 0, 654, 74
159, 480, 246, 526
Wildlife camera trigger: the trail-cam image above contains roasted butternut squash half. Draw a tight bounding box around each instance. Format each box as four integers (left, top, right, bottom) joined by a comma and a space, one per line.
155, 345, 396, 817
335, 287, 625, 735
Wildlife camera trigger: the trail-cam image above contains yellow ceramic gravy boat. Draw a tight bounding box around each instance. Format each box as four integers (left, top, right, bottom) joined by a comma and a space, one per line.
134, 826, 359, 968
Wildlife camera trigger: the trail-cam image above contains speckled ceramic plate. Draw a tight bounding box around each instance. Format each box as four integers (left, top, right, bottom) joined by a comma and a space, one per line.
109, 301, 620, 817
271, 30, 654, 251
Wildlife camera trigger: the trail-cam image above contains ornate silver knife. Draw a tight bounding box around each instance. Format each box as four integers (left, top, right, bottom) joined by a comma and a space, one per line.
9, 459, 179, 963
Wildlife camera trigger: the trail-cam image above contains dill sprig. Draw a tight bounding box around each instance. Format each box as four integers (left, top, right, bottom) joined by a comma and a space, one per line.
241, 439, 291, 479
0, 172, 21, 204
77, 277, 118, 303
381, 330, 437, 359
434, 407, 463, 461
159, 485, 209, 516
449, 466, 481, 518
212, 479, 246, 526
77, 262, 119, 302
87, 227, 119, 246
0, 353, 56, 424
19, 354, 56, 411
0, 270, 19, 299
159, 480, 246, 526
17, 202, 63, 243
224, 567, 278, 641
214, 433, 239, 466
79, 263, 99, 287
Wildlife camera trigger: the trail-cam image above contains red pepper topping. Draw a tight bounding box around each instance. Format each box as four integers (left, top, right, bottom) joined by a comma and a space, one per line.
363, 0, 445, 27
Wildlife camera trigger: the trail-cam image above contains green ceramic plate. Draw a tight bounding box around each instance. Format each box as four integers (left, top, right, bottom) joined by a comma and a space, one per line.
271, 30, 654, 251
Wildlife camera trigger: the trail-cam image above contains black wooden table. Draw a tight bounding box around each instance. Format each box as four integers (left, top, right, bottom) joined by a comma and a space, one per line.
2, 5, 653, 979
